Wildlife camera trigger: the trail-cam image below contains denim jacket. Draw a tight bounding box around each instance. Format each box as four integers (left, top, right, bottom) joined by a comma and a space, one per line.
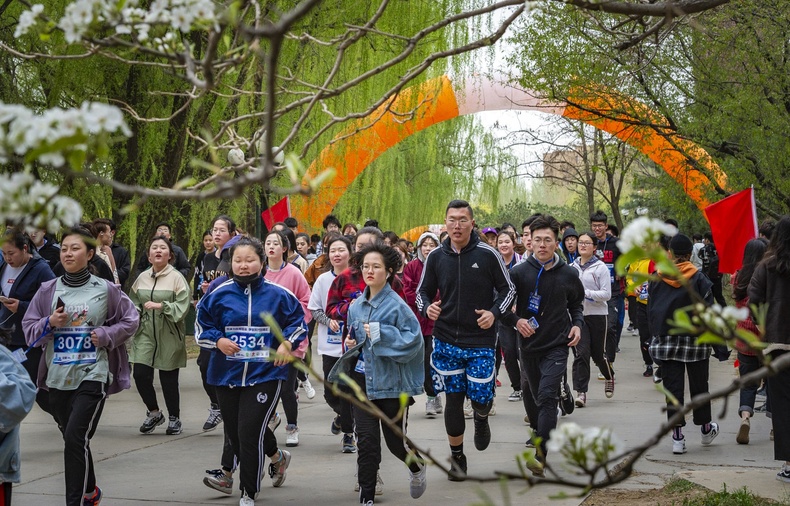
329, 283, 424, 400
0, 345, 37, 483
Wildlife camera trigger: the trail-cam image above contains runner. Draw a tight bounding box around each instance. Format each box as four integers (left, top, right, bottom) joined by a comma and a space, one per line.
416, 199, 515, 481
196, 236, 306, 506
23, 226, 139, 506
129, 235, 191, 435
329, 242, 427, 505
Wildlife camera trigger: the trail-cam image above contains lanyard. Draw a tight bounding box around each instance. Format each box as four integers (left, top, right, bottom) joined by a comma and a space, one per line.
534, 257, 554, 293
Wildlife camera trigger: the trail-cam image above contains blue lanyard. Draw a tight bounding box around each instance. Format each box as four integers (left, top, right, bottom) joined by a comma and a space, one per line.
534, 258, 554, 293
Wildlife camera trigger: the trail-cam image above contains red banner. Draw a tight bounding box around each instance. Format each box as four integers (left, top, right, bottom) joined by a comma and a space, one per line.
261, 196, 290, 231
704, 188, 758, 274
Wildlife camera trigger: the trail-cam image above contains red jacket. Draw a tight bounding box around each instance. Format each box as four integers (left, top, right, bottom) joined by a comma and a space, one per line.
403, 258, 435, 337
326, 266, 406, 326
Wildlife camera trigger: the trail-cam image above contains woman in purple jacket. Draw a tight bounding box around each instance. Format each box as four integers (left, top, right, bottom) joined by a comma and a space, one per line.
22, 226, 139, 506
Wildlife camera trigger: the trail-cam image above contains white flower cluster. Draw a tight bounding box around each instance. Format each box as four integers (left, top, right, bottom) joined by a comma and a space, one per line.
0, 172, 83, 234
696, 303, 750, 335
618, 217, 678, 252
15, 0, 219, 45
546, 422, 622, 469
0, 101, 131, 167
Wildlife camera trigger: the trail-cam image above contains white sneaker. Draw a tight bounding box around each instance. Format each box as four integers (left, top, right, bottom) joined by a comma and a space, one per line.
597, 372, 605, 380
463, 398, 473, 419
425, 397, 437, 418
285, 424, 299, 447
376, 472, 384, 495
672, 437, 687, 454
434, 395, 443, 414
409, 464, 427, 499
240, 493, 255, 506
301, 379, 316, 399
701, 422, 719, 446
489, 399, 497, 416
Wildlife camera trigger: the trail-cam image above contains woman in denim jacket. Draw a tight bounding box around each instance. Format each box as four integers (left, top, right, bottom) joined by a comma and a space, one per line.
330, 242, 426, 505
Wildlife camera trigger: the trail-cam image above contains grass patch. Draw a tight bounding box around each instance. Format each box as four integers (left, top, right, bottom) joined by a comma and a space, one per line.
680, 485, 778, 506
664, 478, 700, 494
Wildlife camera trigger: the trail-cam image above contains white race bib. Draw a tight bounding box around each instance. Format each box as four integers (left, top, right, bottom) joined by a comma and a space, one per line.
225, 326, 272, 362
52, 326, 97, 365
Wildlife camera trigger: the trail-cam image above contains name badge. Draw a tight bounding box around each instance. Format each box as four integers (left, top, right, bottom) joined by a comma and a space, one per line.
225, 326, 272, 362
327, 322, 344, 344
11, 348, 27, 364
354, 354, 365, 374
53, 326, 97, 365
528, 292, 541, 314
607, 265, 615, 284
639, 281, 649, 301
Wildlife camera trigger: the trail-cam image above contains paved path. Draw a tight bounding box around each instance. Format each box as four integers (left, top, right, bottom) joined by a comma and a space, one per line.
15, 331, 790, 505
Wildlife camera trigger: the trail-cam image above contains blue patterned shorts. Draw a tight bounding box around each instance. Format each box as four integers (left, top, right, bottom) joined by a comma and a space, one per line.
430, 339, 496, 404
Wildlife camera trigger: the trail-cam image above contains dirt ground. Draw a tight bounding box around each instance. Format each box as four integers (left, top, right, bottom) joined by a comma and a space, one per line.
581, 483, 710, 506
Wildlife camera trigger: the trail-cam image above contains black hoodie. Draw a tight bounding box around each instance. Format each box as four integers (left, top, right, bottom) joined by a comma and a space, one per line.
416, 233, 515, 348
502, 253, 585, 355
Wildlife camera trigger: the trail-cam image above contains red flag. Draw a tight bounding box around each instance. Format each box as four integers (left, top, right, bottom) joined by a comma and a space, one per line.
703, 188, 758, 274
261, 196, 290, 231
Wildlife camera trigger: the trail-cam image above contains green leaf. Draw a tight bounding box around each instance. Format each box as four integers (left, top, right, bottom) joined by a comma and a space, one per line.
695, 331, 725, 346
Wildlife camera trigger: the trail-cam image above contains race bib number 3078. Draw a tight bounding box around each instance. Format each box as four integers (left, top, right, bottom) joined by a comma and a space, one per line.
225, 326, 272, 362
53, 326, 97, 365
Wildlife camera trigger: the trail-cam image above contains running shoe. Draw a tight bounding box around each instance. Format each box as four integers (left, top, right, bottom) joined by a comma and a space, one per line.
203, 469, 233, 495
463, 398, 473, 419
495, 378, 502, 387
643, 365, 653, 378
267, 412, 282, 432
527, 458, 544, 477
508, 390, 522, 402
342, 433, 357, 453
701, 422, 719, 446
139, 411, 165, 434
434, 395, 443, 414
425, 397, 437, 418
330, 415, 342, 435
409, 463, 427, 499
83, 486, 102, 505
239, 493, 254, 506
653, 366, 662, 384
203, 406, 222, 431
301, 379, 316, 399
597, 372, 605, 380
604, 379, 615, 398
354, 472, 383, 495
285, 424, 299, 447
575, 392, 587, 408
736, 418, 750, 445
489, 398, 497, 416
473, 412, 491, 451
448, 453, 467, 482
166, 416, 182, 435
269, 449, 291, 487
778, 464, 790, 483
672, 436, 687, 454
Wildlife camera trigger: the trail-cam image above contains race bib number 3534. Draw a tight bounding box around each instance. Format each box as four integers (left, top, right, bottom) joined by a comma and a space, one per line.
53, 326, 97, 365
225, 326, 272, 362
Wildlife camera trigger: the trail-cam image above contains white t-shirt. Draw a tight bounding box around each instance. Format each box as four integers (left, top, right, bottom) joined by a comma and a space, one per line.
307, 270, 344, 358
1, 263, 26, 297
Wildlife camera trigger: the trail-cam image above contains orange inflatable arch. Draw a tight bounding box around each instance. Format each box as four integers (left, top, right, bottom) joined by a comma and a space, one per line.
291, 75, 727, 236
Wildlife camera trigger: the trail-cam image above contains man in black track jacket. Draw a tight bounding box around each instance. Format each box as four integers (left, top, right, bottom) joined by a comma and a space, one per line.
502, 214, 584, 476
416, 199, 515, 481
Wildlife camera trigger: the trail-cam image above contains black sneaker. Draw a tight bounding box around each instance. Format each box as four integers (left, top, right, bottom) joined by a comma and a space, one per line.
139, 411, 165, 434
653, 365, 663, 384
643, 365, 653, 378
203, 406, 222, 431
166, 416, 182, 435
473, 412, 491, 451
448, 453, 467, 482
330, 415, 342, 435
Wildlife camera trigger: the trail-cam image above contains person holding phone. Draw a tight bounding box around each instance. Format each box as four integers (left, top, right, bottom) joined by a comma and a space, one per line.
22, 226, 139, 506
0, 229, 55, 412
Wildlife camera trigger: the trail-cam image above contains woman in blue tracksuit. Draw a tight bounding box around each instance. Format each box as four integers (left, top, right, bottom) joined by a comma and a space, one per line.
329, 242, 426, 505
196, 237, 307, 506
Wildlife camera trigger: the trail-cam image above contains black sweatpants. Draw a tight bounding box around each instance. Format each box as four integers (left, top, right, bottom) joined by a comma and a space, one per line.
354, 397, 422, 503
605, 296, 622, 363
322, 355, 354, 433
133, 363, 180, 417
572, 314, 612, 393
520, 346, 568, 460
280, 363, 299, 426
498, 323, 522, 391
49, 381, 107, 506
215, 381, 282, 499
423, 335, 436, 397
635, 303, 653, 366
767, 351, 790, 461
661, 359, 711, 427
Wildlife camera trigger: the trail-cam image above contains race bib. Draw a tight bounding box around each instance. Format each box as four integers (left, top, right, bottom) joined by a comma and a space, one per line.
53, 326, 97, 365
327, 322, 344, 344
607, 264, 615, 284
225, 326, 272, 362
528, 292, 541, 314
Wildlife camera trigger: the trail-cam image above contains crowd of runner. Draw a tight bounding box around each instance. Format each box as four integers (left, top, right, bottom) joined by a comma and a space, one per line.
1, 201, 789, 506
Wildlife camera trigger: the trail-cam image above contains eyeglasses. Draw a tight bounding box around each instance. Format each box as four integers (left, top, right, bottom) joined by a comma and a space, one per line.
578, 241, 594, 246
446, 218, 471, 227
591, 224, 607, 229
531, 237, 554, 245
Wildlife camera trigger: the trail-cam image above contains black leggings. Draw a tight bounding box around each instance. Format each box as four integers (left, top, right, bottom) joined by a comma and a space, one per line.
2, 482, 11, 506
280, 363, 299, 425
133, 364, 180, 418
322, 355, 354, 433
197, 348, 219, 407
571, 314, 612, 392
498, 323, 522, 390
354, 397, 422, 503
423, 335, 436, 397
444, 392, 490, 437
216, 381, 282, 499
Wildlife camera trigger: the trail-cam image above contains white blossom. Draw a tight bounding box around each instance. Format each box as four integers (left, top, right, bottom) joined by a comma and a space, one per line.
227, 148, 245, 166
547, 422, 623, 468
14, 4, 44, 38
618, 217, 678, 252
0, 172, 83, 234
